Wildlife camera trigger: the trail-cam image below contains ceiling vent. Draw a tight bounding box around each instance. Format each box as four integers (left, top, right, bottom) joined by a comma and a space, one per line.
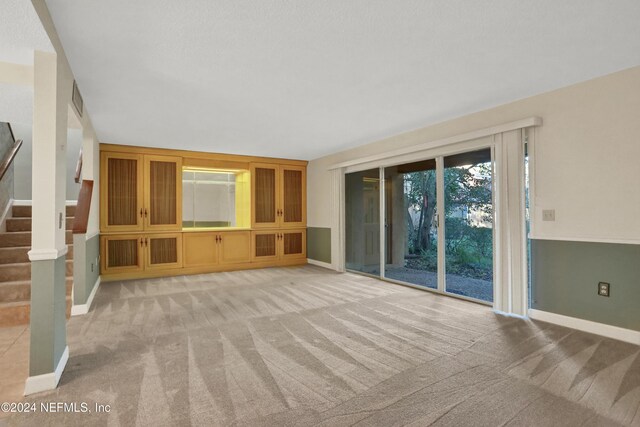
72, 80, 83, 117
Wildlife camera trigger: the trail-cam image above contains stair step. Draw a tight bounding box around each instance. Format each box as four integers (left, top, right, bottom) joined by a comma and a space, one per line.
0, 296, 72, 327
0, 260, 73, 283
12, 205, 76, 218
0, 246, 74, 264
6, 217, 75, 232
0, 277, 73, 303
0, 231, 73, 248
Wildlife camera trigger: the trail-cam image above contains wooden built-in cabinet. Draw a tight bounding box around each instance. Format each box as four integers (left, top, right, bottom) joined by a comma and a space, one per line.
100, 152, 182, 232
183, 231, 251, 268
100, 144, 307, 281
251, 229, 306, 262
100, 233, 183, 275
251, 163, 306, 229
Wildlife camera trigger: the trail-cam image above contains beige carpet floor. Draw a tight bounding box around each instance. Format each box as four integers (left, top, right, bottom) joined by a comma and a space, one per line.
7, 265, 640, 426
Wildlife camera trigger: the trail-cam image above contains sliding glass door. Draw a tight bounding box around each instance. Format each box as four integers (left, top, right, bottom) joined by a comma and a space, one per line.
345, 146, 495, 304
383, 160, 438, 289
345, 168, 381, 276
443, 149, 493, 302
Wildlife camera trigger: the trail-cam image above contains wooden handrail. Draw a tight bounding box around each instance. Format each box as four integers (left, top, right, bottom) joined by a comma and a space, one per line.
74, 149, 83, 183
72, 179, 93, 234
0, 139, 23, 182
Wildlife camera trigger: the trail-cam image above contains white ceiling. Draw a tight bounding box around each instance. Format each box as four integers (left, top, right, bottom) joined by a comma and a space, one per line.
44, 0, 640, 160
1, 0, 53, 64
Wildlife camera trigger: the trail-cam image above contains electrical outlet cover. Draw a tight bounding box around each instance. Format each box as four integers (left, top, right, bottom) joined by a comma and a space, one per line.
598, 282, 610, 297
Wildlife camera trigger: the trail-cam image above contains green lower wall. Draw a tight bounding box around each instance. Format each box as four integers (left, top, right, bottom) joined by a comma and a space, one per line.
307, 227, 331, 264
73, 233, 100, 306
85, 234, 100, 298
531, 239, 640, 331
30, 255, 67, 376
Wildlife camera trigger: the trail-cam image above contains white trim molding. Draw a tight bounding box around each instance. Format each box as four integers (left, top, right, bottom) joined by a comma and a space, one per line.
28, 246, 68, 261
13, 200, 78, 206
307, 259, 334, 270
24, 346, 69, 396
86, 230, 100, 240
529, 309, 640, 345
329, 117, 542, 170
529, 234, 640, 246
71, 277, 101, 316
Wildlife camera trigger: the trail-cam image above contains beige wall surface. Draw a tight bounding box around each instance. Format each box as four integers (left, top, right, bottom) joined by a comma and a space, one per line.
307, 66, 640, 244
12, 122, 83, 200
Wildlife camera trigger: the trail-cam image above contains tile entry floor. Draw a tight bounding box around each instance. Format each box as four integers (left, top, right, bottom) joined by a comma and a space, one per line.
5, 266, 640, 426
0, 324, 29, 419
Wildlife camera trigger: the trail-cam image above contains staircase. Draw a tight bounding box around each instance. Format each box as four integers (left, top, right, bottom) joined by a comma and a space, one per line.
0, 205, 75, 326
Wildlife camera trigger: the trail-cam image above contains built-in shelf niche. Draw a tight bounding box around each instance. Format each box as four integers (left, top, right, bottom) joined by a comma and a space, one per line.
182, 167, 250, 229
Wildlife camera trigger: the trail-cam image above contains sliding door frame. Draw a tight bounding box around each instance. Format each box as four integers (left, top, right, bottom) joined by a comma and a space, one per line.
346, 138, 496, 305
338, 118, 540, 315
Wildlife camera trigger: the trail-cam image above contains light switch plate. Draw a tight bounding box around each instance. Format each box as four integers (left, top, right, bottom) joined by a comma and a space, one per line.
542, 209, 555, 221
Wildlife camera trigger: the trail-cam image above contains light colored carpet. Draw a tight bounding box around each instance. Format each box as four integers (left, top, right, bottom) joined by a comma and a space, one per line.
8, 265, 640, 426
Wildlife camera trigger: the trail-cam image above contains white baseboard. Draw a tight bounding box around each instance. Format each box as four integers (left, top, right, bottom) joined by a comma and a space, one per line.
494, 309, 527, 320
13, 200, 78, 206
528, 309, 640, 345
24, 345, 69, 396
71, 277, 100, 316
307, 259, 334, 270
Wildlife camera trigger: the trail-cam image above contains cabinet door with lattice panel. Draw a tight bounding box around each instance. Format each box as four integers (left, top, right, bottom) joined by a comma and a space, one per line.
251, 231, 279, 262
101, 234, 144, 274
144, 155, 182, 231
280, 165, 306, 228
281, 229, 306, 260
100, 152, 144, 233
145, 233, 183, 270
251, 163, 280, 229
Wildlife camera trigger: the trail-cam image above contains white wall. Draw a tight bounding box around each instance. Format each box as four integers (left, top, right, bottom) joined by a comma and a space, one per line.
11, 122, 82, 201
308, 66, 640, 246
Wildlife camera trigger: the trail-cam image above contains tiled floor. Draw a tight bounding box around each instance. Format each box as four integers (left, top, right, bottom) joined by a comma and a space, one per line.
0, 325, 29, 419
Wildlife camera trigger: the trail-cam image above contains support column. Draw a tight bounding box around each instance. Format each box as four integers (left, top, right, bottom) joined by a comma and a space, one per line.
25, 50, 70, 395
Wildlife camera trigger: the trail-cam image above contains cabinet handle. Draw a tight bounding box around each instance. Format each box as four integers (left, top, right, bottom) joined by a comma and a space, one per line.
140, 208, 143, 218
140, 238, 144, 247
144, 237, 148, 247
144, 208, 148, 218
219, 236, 223, 243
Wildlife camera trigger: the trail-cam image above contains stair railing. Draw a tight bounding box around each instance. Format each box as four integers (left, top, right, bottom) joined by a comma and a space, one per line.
74, 148, 83, 183
0, 123, 22, 181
